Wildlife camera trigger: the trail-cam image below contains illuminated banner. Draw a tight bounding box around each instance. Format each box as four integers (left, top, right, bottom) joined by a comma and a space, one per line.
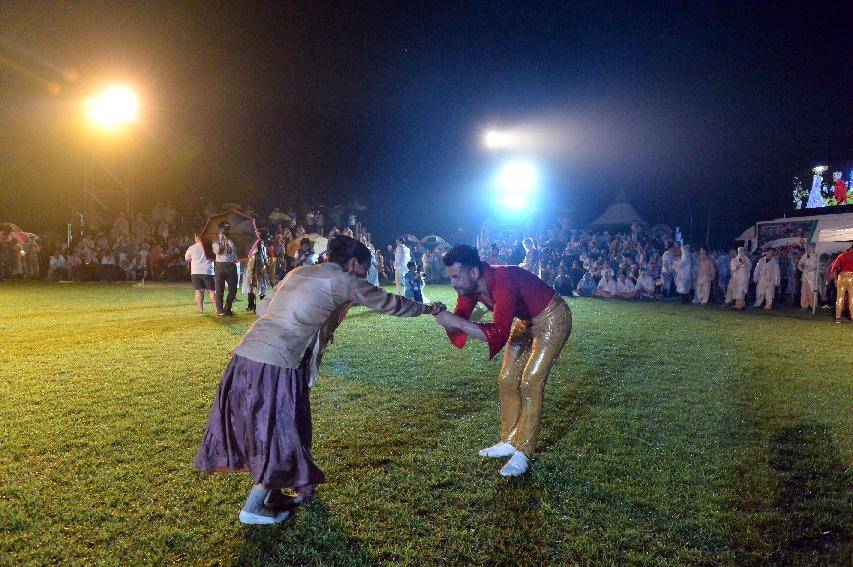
756, 219, 818, 247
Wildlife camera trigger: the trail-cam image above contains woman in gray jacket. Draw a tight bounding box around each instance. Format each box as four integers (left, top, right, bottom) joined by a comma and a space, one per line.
195, 235, 444, 524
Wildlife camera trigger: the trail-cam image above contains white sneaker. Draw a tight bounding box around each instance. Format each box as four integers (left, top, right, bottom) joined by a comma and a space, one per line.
239, 508, 292, 525
478, 442, 516, 458
499, 451, 529, 477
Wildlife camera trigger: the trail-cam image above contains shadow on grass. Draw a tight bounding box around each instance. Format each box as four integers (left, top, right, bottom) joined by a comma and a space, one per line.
761, 422, 853, 566
236, 500, 375, 566
537, 379, 606, 454
484, 478, 560, 565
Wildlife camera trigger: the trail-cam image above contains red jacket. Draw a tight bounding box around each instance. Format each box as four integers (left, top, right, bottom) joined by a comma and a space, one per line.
831, 250, 853, 274
447, 263, 556, 359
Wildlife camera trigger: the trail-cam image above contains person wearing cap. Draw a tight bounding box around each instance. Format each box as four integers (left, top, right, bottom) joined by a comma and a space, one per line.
212, 222, 238, 316
433, 244, 572, 477
829, 243, 853, 323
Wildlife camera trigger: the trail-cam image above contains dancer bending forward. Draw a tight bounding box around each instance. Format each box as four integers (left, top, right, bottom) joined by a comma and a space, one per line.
194, 235, 445, 524
434, 245, 572, 477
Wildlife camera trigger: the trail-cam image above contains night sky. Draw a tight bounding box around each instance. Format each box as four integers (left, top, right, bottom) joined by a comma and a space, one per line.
2, 2, 852, 246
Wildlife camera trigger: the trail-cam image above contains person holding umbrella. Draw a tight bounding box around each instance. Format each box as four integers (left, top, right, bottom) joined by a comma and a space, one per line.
194, 235, 446, 524
212, 222, 238, 316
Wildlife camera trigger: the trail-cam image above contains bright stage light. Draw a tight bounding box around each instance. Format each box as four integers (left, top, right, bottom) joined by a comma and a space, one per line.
496, 194, 529, 210
496, 160, 539, 193
484, 130, 514, 149
86, 86, 139, 129
494, 160, 540, 212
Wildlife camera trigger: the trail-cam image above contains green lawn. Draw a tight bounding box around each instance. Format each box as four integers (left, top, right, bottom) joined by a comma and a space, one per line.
0, 283, 850, 566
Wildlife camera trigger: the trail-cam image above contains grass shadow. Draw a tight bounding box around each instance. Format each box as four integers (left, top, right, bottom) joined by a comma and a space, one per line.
480, 477, 569, 565
236, 499, 375, 566
536, 380, 606, 454
761, 422, 853, 566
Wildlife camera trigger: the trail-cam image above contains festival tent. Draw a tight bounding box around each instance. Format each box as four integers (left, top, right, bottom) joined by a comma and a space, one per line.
588, 190, 648, 229
735, 211, 853, 255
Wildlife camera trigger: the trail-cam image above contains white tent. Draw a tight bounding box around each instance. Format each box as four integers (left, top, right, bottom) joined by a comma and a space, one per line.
735, 211, 853, 255
588, 190, 648, 228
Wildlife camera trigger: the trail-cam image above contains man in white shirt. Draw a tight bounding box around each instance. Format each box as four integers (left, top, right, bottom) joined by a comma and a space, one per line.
593, 269, 617, 298
185, 234, 216, 313
393, 237, 411, 295
615, 272, 636, 300
635, 268, 656, 299
753, 248, 781, 310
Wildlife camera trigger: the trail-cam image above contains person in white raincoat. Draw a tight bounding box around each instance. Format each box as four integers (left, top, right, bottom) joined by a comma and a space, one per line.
797, 243, 819, 310
725, 247, 752, 310
753, 248, 781, 310
674, 244, 693, 303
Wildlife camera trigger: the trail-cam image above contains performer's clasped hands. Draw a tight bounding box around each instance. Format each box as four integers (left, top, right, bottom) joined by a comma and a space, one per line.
426, 301, 447, 315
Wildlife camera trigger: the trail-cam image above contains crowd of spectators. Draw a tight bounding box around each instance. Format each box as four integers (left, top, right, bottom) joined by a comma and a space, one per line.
476, 219, 845, 310
3, 204, 845, 314
0, 201, 386, 284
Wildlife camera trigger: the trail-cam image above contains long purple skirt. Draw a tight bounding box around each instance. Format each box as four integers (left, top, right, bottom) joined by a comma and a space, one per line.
194, 354, 326, 490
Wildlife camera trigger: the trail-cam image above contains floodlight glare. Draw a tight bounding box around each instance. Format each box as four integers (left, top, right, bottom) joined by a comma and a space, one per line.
496, 161, 538, 193
484, 130, 513, 149
86, 86, 139, 129
493, 160, 540, 213
497, 194, 529, 210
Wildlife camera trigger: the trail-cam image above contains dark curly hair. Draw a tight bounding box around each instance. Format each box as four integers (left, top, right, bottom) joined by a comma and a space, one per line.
442, 244, 483, 271
327, 235, 371, 266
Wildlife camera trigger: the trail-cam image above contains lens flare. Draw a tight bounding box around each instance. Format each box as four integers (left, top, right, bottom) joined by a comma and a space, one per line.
86, 86, 139, 129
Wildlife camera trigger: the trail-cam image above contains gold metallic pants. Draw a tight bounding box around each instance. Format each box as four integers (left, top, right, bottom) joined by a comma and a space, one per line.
836, 272, 853, 320
498, 296, 572, 455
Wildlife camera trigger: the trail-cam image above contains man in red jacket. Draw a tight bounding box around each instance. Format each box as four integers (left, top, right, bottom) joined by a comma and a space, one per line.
830, 244, 853, 323
434, 244, 572, 476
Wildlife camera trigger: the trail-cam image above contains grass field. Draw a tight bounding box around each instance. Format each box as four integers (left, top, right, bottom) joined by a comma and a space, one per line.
0, 282, 851, 566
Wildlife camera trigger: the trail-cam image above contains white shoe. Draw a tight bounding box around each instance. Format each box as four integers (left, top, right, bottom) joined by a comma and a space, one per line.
478, 442, 516, 458
239, 508, 291, 525
500, 451, 529, 477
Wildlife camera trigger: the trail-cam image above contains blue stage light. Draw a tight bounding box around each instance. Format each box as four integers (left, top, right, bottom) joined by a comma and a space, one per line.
494, 160, 539, 212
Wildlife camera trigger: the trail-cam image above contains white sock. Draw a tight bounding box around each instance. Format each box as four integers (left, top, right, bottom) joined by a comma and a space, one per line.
242, 484, 269, 513
478, 442, 517, 458
500, 451, 529, 477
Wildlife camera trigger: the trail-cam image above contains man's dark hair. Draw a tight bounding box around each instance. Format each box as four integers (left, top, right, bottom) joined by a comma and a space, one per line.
300, 237, 311, 246
442, 244, 483, 270
407, 260, 416, 269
